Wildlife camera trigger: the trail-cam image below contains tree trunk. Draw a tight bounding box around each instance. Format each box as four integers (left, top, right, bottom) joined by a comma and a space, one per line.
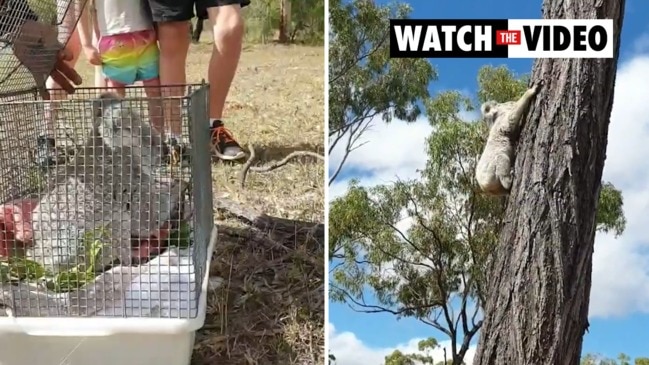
279, 0, 291, 43
473, 1, 626, 364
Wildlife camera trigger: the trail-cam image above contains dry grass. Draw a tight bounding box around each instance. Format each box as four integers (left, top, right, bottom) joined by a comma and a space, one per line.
73, 39, 325, 364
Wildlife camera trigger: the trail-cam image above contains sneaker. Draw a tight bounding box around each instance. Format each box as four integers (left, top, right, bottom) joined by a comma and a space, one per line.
163, 136, 191, 165
33, 135, 67, 168
210, 121, 246, 161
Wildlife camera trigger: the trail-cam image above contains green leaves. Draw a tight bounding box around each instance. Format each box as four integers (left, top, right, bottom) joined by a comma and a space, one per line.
329, 0, 434, 128
328, 0, 436, 184
596, 182, 626, 237
385, 349, 416, 365
383, 338, 452, 365
48, 227, 109, 293
580, 353, 649, 365
167, 221, 192, 248
27, 0, 58, 25
0, 256, 46, 282
477, 65, 529, 104
0, 223, 194, 293
0, 227, 108, 293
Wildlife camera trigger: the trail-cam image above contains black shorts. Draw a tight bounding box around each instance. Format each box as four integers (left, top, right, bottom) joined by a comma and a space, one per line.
147, 0, 251, 22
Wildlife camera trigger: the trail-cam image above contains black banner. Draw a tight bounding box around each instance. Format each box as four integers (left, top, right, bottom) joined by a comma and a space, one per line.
389, 19, 510, 58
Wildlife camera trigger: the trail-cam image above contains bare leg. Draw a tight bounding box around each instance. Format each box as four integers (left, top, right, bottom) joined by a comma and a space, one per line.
143, 78, 164, 133
44, 1, 82, 128
44, 28, 81, 134
206, 5, 243, 120
34, 11, 82, 169
156, 21, 190, 138
93, 30, 106, 89
105, 79, 126, 97
205, 5, 245, 160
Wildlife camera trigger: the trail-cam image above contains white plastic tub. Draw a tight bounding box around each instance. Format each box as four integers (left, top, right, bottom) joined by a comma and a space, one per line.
0, 227, 217, 365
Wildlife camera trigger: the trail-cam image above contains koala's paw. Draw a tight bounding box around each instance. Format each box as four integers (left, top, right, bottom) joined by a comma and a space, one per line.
530, 79, 545, 93
500, 175, 513, 191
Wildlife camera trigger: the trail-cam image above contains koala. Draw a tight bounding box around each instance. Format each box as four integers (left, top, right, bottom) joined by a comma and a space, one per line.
29, 176, 134, 273
128, 178, 189, 238
475, 81, 543, 196
29, 92, 170, 273
91, 93, 187, 237
91, 92, 164, 177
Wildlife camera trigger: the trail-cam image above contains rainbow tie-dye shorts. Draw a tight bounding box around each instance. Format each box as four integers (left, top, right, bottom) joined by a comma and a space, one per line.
98, 29, 160, 85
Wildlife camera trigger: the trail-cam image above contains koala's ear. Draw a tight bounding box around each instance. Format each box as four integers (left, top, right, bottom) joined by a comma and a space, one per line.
481, 101, 495, 117
93, 92, 122, 118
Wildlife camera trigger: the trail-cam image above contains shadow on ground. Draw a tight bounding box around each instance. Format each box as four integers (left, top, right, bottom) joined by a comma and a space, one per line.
192, 223, 324, 365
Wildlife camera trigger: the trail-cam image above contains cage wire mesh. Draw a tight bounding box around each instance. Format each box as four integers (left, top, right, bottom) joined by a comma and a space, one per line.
0, 84, 214, 319
0, 0, 83, 97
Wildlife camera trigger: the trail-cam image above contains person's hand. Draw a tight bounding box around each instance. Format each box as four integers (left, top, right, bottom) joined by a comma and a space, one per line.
12, 20, 82, 100
48, 47, 83, 99
82, 44, 101, 66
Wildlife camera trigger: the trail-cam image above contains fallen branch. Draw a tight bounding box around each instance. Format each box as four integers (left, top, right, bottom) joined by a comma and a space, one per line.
237, 143, 324, 188
238, 143, 256, 188
214, 197, 324, 248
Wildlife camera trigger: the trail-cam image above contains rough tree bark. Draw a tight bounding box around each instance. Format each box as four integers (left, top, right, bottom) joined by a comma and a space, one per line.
473, 1, 626, 365
279, 0, 292, 43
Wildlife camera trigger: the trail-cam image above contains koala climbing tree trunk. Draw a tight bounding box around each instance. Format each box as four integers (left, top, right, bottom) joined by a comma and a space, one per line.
473, 1, 626, 365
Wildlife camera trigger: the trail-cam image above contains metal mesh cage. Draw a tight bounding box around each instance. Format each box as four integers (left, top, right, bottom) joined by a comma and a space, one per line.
0, 84, 214, 318
0, 0, 83, 97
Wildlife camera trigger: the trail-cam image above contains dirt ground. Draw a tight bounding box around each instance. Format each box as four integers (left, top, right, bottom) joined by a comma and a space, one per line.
74, 42, 325, 364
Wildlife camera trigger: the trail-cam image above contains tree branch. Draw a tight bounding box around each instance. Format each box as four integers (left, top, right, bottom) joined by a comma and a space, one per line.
238, 144, 324, 188
328, 112, 374, 185
330, 32, 388, 84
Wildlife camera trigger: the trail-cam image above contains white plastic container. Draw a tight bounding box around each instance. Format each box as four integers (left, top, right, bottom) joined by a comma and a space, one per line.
0, 228, 217, 365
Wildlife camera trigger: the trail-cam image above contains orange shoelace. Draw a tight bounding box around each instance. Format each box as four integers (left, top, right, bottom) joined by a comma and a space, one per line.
210, 126, 238, 150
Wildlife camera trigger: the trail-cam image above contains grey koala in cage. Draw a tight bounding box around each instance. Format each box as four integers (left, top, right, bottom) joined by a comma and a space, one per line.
475, 81, 543, 196
127, 178, 189, 238
30, 92, 186, 273
92, 93, 190, 236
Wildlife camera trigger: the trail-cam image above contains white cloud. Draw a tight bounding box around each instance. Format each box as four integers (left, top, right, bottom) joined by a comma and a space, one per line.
329, 116, 433, 199
458, 109, 480, 122
328, 108, 480, 201
328, 322, 476, 365
589, 55, 649, 317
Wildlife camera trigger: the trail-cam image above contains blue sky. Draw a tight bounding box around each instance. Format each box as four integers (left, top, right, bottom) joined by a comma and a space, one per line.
329, 0, 649, 363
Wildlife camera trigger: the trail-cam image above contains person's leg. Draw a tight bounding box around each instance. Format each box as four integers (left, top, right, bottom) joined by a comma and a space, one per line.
35, 6, 82, 168
202, 0, 250, 160
105, 79, 127, 97
147, 1, 193, 139
43, 30, 81, 129
93, 29, 106, 89
135, 28, 165, 134
143, 78, 164, 133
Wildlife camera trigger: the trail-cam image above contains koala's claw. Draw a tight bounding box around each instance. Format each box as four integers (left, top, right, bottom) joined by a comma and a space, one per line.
531, 79, 545, 93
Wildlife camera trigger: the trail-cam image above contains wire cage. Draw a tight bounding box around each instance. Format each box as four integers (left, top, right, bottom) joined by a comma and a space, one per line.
0, 0, 83, 97
0, 1, 216, 365
0, 84, 215, 319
